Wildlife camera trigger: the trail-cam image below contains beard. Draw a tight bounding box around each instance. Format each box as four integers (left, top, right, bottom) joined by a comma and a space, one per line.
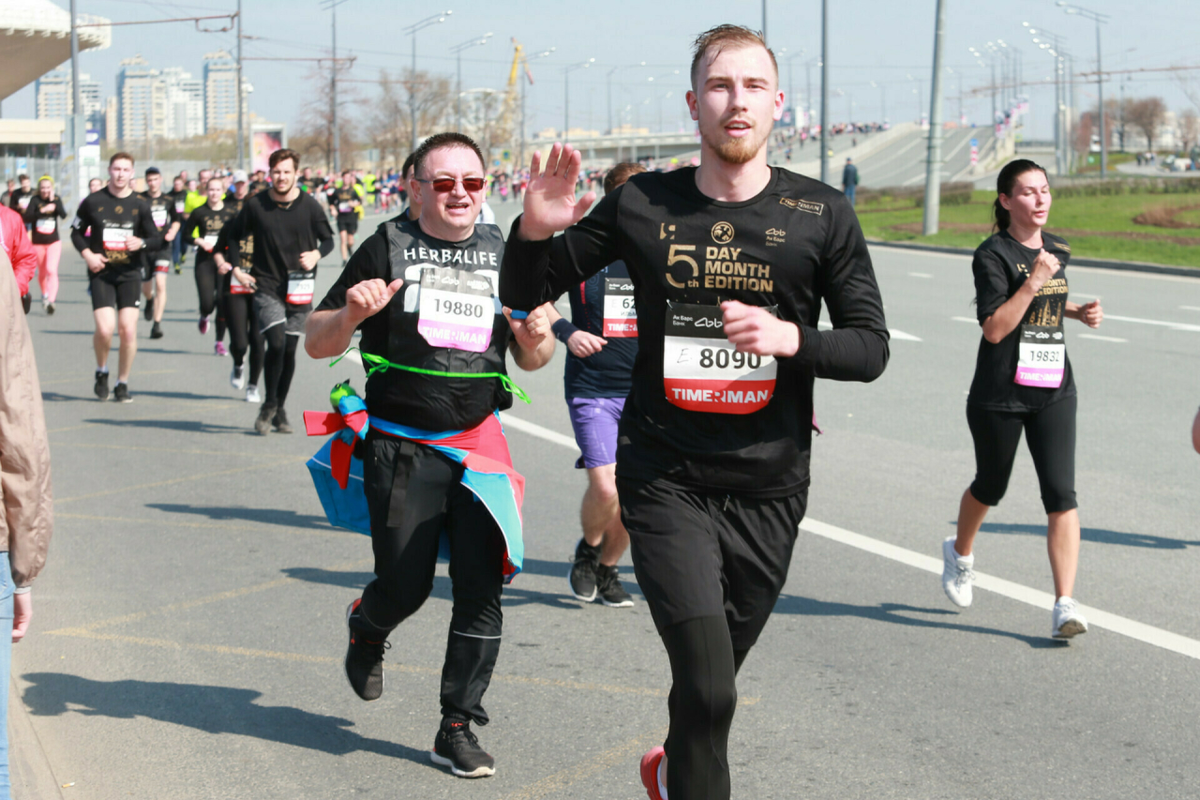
702, 119, 769, 165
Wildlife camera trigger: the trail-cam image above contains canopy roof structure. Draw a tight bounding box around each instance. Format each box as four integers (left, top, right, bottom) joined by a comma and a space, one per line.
1, 0, 111, 101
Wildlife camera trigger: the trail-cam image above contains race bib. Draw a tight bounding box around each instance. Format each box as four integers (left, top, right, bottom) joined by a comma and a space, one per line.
1015, 324, 1065, 388
663, 303, 777, 415
154, 257, 172, 273
152, 207, 168, 228
201, 234, 219, 249
417, 266, 495, 353
17, 196, 31, 211
230, 273, 253, 295
338, 202, 352, 214
35, 218, 56, 235
174, 200, 185, 213
103, 227, 131, 252
603, 277, 638, 338
287, 272, 315, 305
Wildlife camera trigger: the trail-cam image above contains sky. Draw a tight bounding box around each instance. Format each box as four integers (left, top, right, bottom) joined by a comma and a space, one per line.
6, 0, 1200, 145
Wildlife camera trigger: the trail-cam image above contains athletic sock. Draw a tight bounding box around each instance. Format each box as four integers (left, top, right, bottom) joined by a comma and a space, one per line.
97, 366, 109, 374
658, 759, 669, 800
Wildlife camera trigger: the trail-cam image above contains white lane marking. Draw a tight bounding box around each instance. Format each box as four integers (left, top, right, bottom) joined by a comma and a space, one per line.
951, 316, 977, 324
1180, 305, 1200, 312
889, 329, 923, 342
1071, 292, 1102, 299
801, 518, 1200, 661
909, 272, 933, 278
504, 414, 1200, 660
1105, 314, 1200, 332
1078, 333, 1128, 343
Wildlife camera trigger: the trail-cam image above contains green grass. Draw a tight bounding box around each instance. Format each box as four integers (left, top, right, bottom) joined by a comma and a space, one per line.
857, 190, 1200, 267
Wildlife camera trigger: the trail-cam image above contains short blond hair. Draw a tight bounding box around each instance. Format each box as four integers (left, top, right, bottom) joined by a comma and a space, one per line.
690, 24, 777, 90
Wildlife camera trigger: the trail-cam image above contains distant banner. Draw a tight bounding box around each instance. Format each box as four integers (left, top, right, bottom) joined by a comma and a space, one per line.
252, 128, 286, 174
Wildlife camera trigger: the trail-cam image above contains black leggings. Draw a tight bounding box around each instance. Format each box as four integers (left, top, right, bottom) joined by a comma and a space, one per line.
194, 257, 219, 318
967, 396, 1078, 513
225, 292, 264, 386
355, 437, 506, 725
262, 326, 299, 407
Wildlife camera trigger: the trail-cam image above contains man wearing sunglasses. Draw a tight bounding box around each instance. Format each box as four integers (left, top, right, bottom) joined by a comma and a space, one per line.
306, 131, 555, 780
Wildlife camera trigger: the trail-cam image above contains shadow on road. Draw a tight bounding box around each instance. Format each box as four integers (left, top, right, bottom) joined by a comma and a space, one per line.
41, 392, 92, 403
147, 503, 333, 531
771, 597, 1064, 649
129, 389, 238, 402
965, 521, 1200, 550
19, 673, 433, 765
83, 418, 247, 434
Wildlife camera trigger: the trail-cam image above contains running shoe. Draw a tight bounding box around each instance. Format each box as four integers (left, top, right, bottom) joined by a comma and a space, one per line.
174, 260, 182, 275
230, 364, 246, 389
198, 315, 210, 334
150, 322, 164, 339
595, 564, 634, 608
46, 301, 55, 315
144, 296, 154, 321
214, 341, 229, 356
112, 382, 133, 403
640, 746, 666, 800
1052, 597, 1089, 639
272, 407, 293, 434
430, 718, 496, 778
21, 294, 31, 314
94, 370, 110, 401
245, 385, 261, 403
569, 538, 601, 602
941, 536, 975, 608
254, 403, 275, 436
344, 598, 388, 701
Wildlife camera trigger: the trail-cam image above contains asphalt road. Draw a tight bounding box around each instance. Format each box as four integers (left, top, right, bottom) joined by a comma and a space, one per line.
11, 201, 1200, 800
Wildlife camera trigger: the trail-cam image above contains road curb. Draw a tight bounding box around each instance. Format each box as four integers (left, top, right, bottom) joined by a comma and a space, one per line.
865, 238, 1200, 278
8, 674, 66, 800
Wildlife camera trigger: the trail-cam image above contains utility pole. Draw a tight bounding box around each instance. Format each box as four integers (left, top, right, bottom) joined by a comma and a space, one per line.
69, 0, 85, 205
563, 59, 594, 144
518, 48, 553, 171
236, 0, 244, 170
762, 0, 768, 45
453, 33, 492, 133
1058, 2, 1109, 175
922, 0, 947, 235
404, 11, 452, 152
820, 0, 829, 185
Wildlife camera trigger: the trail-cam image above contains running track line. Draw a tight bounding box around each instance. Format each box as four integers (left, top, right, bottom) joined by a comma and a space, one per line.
502, 413, 1200, 662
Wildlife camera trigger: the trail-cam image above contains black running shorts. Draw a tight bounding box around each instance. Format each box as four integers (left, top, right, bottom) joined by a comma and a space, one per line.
337, 215, 359, 235
90, 271, 143, 311
618, 476, 808, 650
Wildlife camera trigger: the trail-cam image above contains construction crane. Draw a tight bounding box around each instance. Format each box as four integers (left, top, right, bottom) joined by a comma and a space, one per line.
495, 38, 525, 168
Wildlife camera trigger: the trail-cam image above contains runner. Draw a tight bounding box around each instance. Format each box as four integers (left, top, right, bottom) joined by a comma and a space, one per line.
22, 177, 68, 314
71, 152, 164, 402
168, 175, 189, 272
214, 171, 264, 401
546, 161, 646, 608
88, 178, 103, 194
401, 153, 420, 220
305, 131, 555, 780
7, 175, 35, 229
941, 158, 1103, 639
138, 167, 182, 339
228, 148, 334, 435
0, 179, 14, 208
185, 177, 236, 354
328, 170, 363, 265
499, 26, 889, 800
249, 170, 271, 196
1, 204, 37, 314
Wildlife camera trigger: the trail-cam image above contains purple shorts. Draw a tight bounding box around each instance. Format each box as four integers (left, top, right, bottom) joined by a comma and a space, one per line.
567, 396, 625, 469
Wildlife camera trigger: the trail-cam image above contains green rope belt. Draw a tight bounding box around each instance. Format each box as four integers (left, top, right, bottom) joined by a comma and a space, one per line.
330, 347, 531, 404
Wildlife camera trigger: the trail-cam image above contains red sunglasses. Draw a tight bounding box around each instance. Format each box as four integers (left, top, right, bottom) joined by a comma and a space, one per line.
417, 176, 486, 193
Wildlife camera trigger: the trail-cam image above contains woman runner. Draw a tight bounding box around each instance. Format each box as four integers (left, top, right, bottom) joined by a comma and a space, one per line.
22, 177, 67, 313
942, 159, 1104, 639
184, 178, 235, 355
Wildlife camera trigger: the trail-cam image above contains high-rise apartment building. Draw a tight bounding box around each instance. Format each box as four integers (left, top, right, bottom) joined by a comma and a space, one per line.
203, 50, 240, 132
161, 66, 205, 139
117, 55, 167, 141
35, 70, 104, 135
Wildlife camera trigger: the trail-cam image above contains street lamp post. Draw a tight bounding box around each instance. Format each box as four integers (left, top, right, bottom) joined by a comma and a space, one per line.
1059, 1, 1110, 176
320, 0, 352, 174
1025, 22, 1071, 175
563, 58, 595, 143
452, 32, 492, 133
607, 62, 646, 135
820, 0, 829, 184
519, 48, 554, 172
922, 0, 947, 236
404, 10, 452, 152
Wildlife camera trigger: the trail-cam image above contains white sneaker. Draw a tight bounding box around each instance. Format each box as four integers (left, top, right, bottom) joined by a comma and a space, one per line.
231, 364, 246, 390
245, 385, 261, 403
1052, 597, 1089, 639
941, 536, 975, 608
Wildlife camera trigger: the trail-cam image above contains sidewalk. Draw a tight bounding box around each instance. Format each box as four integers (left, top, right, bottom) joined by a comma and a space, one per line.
8, 675, 64, 800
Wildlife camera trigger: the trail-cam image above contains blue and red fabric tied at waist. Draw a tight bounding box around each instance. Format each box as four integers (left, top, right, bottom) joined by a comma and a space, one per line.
303, 382, 526, 583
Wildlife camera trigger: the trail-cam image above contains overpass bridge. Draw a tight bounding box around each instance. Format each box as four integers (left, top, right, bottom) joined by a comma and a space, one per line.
525, 131, 701, 167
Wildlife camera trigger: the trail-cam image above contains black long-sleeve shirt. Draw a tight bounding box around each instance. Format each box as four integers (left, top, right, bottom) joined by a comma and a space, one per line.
23, 196, 68, 245
228, 191, 334, 295
70, 187, 164, 277
500, 166, 889, 497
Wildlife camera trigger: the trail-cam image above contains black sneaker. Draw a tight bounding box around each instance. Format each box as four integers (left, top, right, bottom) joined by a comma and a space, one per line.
21, 293, 31, 315
344, 599, 388, 701
150, 322, 164, 339
272, 407, 293, 434
143, 296, 154, 321
112, 382, 133, 403
45, 301, 55, 315
430, 718, 496, 778
569, 538, 601, 602
254, 403, 276, 436
94, 370, 110, 401
595, 563, 634, 608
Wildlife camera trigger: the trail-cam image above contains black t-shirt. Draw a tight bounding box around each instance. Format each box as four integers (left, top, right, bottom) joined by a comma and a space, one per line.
329, 186, 359, 218
316, 217, 513, 431
167, 189, 189, 217
71, 187, 163, 277
24, 196, 68, 245
138, 191, 182, 256
968, 230, 1077, 412
8, 187, 35, 214
229, 191, 334, 296
563, 260, 638, 398
185, 204, 237, 263
501, 166, 890, 498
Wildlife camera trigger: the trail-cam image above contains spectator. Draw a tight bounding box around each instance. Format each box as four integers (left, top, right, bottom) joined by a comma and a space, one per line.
842, 157, 859, 207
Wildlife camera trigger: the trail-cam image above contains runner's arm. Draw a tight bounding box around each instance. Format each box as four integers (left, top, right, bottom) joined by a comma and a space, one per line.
507, 302, 556, 371
2, 209, 37, 294
314, 203, 336, 258
305, 233, 391, 358
138, 204, 164, 252
69, 202, 92, 254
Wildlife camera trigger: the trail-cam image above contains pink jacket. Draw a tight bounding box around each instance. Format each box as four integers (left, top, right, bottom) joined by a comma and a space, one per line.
0, 205, 36, 296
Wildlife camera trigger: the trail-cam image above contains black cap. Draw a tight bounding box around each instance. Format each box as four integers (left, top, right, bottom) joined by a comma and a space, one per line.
145, 166, 161, 176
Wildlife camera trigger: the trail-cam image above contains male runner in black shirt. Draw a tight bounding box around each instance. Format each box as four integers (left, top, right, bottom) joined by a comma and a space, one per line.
228, 148, 334, 435
72, 152, 164, 402
138, 167, 181, 338
500, 25, 889, 800
327, 170, 362, 265
306, 132, 555, 779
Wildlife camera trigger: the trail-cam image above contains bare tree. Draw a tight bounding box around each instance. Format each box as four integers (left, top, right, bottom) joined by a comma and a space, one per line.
1126, 97, 1166, 152
366, 71, 410, 170
1172, 65, 1200, 117
296, 63, 359, 172
1074, 111, 1094, 159
401, 69, 454, 150
1179, 109, 1200, 156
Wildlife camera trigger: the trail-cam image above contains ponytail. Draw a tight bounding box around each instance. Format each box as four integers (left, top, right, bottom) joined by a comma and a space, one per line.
992, 197, 1011, 232
992, 158, 1046, 233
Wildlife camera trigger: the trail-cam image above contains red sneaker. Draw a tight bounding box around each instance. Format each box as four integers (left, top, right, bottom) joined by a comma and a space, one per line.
640, 746, 666, 800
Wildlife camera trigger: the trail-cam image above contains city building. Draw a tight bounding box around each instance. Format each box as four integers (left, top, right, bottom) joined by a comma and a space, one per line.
117, 54, 167, 142
203, 50, 245, 133
161, 67, 205, 139
35, 70, 105, 137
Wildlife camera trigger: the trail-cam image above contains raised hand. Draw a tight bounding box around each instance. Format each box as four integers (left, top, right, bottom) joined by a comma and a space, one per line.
518, 143, 596, 241
345, 278, 403, 324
